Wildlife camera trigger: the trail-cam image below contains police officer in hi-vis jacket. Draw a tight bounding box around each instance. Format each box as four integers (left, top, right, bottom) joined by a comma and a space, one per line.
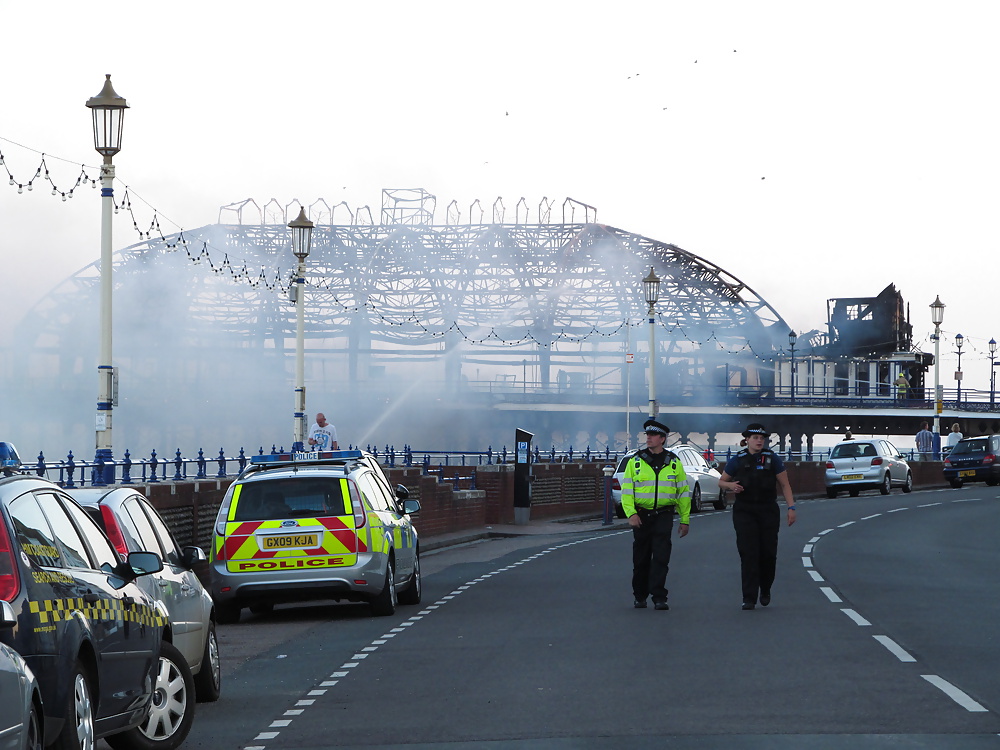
621, 419, 691, 610
719, 423, 797, 610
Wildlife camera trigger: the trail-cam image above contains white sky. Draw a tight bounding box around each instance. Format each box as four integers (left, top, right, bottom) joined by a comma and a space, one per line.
2, 0, 998, 397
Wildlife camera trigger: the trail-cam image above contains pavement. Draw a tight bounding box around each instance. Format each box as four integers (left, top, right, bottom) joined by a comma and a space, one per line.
421, 512, 630, 553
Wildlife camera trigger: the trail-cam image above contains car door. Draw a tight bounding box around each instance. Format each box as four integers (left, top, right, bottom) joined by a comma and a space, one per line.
34, 491, 158, 719
120, 494, 205, 667
356, 472, 415, 580
0, 643, 28, 750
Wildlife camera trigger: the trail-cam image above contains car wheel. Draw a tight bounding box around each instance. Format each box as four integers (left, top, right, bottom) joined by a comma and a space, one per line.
986, 478, 999, 487
398, 553, 422, 605
826, 487, 837, 499
193, 622, 222, 703
849, 488, 860, 497
902, 472, 913, 493
26, 698, 42, 750
370, 556, 397, 616
713, 488, 727, 510
109, 641, 195, 750
690, 484, 702, 513
216, 603, 241, 625
879, 473, 891, 495
52, 662, 94, 750
248, 602, 274, 616
949, 479, 963, 489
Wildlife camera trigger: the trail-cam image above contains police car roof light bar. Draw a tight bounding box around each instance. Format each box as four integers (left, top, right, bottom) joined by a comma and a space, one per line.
249, 449, 363, 466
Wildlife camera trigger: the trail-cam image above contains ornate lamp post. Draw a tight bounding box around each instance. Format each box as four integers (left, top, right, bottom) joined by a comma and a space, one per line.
289, 207, 314, 451
642, 267, 661, 420
788, 330, 798, 403
86, 75, 128, 485
954, 333, 964, 404
990, 338, 997, 407
930, 296, 945, 458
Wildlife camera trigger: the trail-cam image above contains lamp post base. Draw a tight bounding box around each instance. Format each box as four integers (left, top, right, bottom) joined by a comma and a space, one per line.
93, 448, 115, 487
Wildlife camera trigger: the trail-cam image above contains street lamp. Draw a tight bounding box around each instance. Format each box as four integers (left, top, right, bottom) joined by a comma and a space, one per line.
86, 75, 128, 485
289, 207, 314, 451
954, 333, 964, 404
990, 338, 997, 406
643, 267, 660, 419
788, 330, 798, 403
930, 295, 945, 457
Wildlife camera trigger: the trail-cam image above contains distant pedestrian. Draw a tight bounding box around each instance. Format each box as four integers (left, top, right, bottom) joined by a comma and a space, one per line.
915, 421, 933, 461
621, 418, 691, 611
719, 423, 796, 611
844, 430, 854, 441
307, 413, 339, 451
945, 423, 963, 455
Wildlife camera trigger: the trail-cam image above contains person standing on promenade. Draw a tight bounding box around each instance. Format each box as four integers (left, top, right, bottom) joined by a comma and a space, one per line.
915, 421, 933, 461
620, 418, 691, 611
718, 423, 796, 610
945, 422, 963, 455
307, 413, 340, 451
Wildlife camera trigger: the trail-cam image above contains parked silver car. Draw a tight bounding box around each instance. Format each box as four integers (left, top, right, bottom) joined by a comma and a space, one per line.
612, 444, 726, 517
824, 439, 913, 498
0, 601, 42, 750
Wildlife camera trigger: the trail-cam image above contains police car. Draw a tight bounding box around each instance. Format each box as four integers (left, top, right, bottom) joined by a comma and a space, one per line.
209, 450, 421, 622
0, 442, 170, 750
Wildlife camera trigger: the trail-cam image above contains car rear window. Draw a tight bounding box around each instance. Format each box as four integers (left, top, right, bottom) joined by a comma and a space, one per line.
831, 443, 875, 459
952, 439, 988, 455
234, 478, 353, 521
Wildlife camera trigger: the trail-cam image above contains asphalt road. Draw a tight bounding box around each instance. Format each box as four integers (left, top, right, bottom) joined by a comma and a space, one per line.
168, 485, 999, 749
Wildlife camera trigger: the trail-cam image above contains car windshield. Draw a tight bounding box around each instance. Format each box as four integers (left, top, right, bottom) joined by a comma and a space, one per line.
831, 443, 875, 459
234, 478, 352, 521
952, 439, 988, 456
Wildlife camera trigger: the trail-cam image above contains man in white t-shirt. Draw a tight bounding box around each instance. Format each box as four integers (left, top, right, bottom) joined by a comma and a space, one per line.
307, 413, 339, 451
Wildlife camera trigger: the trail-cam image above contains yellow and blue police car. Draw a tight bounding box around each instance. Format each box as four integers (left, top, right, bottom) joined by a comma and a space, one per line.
0, 442, 171, 750
209, 450, 421, 622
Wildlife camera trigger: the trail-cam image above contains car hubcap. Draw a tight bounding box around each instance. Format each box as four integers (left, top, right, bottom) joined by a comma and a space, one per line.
142, 655, 188, 740
73, 672, 95, 750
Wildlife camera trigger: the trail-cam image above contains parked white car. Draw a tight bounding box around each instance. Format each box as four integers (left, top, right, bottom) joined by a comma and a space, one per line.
611, 444, 726, 517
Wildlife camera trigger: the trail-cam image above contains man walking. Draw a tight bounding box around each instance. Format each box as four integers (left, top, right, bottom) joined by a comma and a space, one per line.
621, 418, 691, 610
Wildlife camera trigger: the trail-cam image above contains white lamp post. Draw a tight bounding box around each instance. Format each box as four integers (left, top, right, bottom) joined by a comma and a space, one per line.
788, 330, 798, 403
289, 207, 314, 451
643, 267, 661, 419
930, 295, 945, 458
86, 75, 128, 485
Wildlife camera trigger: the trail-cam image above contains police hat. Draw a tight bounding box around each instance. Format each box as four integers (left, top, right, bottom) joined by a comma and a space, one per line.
741, 423, 770, 438
643, 419, 670, 436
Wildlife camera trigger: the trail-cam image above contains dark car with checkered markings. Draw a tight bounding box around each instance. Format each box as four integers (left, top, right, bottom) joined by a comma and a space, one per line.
0, 444, 173, 750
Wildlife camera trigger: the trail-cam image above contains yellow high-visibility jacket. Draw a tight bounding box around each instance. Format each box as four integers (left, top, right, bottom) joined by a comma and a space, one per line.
621, 450, 691, 524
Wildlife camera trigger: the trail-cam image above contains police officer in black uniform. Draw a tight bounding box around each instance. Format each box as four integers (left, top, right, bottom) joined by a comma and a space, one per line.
719, 423, 796, 610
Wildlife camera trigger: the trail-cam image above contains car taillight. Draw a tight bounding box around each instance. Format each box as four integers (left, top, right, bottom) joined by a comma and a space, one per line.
825, 461, 834, 469
944, 458, 952, 467
985, 454, 996, 465
612, 478, 621, 491
871, 458, 883, 466
0, 518, 21, 601
100, 505, 129, 559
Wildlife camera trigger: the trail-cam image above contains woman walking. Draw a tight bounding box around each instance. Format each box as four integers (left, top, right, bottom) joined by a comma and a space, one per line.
718, 423, 797, 610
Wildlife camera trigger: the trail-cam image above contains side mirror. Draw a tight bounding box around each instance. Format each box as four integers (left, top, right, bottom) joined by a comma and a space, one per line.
182, 546, 208, 569
402, 498, 421, 515
102, 550, 163, 589
0, 600, 16, 627
395, 484, 410, 500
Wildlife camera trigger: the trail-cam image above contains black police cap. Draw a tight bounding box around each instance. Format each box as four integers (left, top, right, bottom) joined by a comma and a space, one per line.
643, 419, 670, 436
741, 423, 770, 438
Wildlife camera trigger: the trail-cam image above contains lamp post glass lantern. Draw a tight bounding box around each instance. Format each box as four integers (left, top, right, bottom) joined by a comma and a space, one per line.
643, 267, 660, 419
289, 207, 314, 451
86, 75, 128, 485
929, 295, 945, 455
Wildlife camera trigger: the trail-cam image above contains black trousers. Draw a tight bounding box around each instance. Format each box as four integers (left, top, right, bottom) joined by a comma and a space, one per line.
631, 510, 675, 602
732, 500, 780, 604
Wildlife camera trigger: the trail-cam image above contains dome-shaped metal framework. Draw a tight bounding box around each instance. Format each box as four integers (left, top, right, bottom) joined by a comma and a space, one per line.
10, 193, 791, 452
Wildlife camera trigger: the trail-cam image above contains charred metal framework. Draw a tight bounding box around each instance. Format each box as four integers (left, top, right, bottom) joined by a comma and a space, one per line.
12, 190, 795, 450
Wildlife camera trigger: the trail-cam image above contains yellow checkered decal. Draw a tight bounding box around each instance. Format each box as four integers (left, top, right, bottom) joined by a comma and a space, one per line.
29, 598, 166, 627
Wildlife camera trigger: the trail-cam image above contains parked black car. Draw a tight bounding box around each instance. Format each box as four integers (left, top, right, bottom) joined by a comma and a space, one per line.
942, 435, 1000, 488
0, 442, 168, 750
